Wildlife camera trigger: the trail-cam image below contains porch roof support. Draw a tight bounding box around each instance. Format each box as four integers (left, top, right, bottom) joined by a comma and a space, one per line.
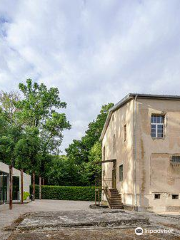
101, 159, 116, 164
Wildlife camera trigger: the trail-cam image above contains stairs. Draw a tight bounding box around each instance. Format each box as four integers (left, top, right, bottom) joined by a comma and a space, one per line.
107, 188, 123, 209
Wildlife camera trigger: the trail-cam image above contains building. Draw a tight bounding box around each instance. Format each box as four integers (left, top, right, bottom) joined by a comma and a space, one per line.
0, 162, 31, 204
100, 93, 180, 212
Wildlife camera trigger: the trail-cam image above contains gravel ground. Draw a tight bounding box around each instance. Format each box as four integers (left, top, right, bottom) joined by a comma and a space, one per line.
8, 227, 180, 240
1, 200, 180, 240
0, 200, 93, 240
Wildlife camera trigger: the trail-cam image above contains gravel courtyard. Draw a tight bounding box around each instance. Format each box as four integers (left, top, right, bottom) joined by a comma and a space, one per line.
1, 200, 180, 240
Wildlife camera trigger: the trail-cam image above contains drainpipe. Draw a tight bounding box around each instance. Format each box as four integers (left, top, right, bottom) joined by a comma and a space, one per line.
133, 95, 138, 211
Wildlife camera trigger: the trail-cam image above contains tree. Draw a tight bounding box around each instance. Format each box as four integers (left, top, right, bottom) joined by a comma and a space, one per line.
15, 127, 41, 174
0, 91, 20, 122
14, 79, 71, 195
0, 92, 22, 166
65, 103, 114, 186
45, 155, 82, 186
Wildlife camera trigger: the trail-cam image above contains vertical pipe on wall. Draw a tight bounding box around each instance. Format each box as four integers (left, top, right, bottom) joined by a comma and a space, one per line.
133, 95, 138, 210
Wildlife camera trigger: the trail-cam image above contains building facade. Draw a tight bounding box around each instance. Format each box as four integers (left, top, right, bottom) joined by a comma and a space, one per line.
101, 94, 180, 212
0, 162, 31, 204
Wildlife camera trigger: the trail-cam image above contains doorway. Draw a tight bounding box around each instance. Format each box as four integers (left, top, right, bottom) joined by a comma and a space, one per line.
0, 171, 8, 204
112, 169, 116, 189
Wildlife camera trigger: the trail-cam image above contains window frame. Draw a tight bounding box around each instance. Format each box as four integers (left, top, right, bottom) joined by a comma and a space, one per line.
172, 194, 179, 199
154, 194, 160, 199
151, 114, 165, 139
119, 164, 123, 182
171, 156, 180, 163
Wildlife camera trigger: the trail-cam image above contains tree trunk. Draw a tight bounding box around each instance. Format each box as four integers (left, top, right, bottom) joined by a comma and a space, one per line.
9, 165, 13, 210
32, 172, 35, 201
21, 169, 23, 204
39, 176, 42, 200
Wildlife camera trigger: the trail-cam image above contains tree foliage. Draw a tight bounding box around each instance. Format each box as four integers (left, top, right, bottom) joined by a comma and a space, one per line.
63, 103, 114, 185
0, 80, 70, 177
0, 79, 113, 187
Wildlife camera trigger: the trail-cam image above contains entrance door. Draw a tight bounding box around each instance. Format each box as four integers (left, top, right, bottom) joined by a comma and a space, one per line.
112, 169, 116, 189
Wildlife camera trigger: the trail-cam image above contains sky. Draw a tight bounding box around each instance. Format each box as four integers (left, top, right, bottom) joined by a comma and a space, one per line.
1, 0, 180, 152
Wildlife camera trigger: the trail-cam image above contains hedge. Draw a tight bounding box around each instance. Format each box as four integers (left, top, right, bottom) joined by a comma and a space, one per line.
30, 185, 99, 201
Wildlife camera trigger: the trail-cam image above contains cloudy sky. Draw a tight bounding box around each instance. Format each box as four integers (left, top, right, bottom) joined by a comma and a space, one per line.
0, 0, 180, 151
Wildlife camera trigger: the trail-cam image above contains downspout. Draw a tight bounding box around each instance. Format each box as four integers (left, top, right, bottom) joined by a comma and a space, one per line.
133, 95, 138, 211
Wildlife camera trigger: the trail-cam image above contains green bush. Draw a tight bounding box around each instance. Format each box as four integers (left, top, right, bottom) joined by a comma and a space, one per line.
31, 185, 98, 201
23, 191, 30, 200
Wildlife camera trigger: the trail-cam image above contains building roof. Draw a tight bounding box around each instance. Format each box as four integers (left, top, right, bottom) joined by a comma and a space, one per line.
100, 93, 180, 140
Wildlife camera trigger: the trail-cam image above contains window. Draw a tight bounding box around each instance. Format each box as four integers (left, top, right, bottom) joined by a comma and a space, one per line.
124, 124, 126, 142
151, 115, 164, 138
172, 194, 179, 199
154, 194, 160, 199
119, 165, 123, 181
171, 156, 180, 163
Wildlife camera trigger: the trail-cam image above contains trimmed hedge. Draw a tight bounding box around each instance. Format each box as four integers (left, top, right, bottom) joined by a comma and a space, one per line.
31, 185, 98, 201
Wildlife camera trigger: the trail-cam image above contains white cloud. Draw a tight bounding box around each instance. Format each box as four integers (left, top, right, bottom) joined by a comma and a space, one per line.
1, 0, 180, 151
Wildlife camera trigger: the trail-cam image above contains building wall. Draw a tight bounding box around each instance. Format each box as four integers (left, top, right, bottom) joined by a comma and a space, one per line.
0, 162, 31, 202
102, 98, 180, 211
136, 99, 180, 211
102, 100, 134, 205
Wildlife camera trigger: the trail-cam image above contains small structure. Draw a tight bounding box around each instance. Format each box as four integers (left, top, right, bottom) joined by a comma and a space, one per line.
0, 162, 31, 204
100, 93, 180, 212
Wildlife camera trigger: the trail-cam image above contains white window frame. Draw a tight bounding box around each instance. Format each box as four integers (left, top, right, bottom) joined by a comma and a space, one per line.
151, 115, 164, 139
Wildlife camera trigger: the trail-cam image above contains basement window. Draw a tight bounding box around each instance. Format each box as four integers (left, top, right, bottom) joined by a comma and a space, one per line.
172, 194, 179, 199
154, 194, 160, 199
151, 115, 164, 138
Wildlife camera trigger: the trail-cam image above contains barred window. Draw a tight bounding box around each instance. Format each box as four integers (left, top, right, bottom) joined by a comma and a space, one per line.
171, 156, 180, 163
151, 115, 164, 138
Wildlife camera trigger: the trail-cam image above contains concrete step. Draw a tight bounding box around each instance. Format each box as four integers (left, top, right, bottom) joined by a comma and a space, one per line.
109, 201, 122, 204
111, 206, 124, 209
107, 188, 124, 209
110, 194, 121, 197
109, 197, 122, 200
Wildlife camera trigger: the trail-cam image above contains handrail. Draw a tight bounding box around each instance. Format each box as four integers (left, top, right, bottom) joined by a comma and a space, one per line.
94, 177, 113, 207
102, 177, 113, 208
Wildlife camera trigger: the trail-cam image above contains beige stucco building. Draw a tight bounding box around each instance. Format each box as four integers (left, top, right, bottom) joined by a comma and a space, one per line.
0, 162, 31, 204
100, 93, 180, 212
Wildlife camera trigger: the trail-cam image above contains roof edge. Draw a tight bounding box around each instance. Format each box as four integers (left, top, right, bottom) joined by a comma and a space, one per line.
100, 93, 180, 141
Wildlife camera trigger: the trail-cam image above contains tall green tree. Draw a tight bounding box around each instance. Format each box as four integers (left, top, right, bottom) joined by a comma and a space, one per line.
0, 91, 22, 166
14, 79, 71, 176
65, 103, 114, 185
